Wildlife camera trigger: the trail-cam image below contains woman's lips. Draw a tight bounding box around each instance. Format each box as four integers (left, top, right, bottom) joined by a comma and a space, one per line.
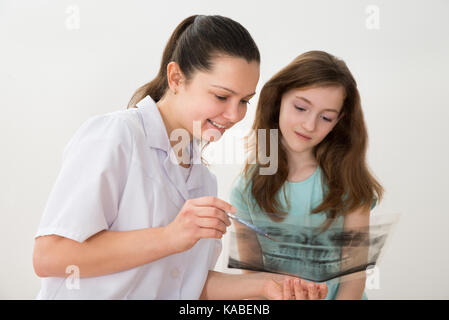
205, 119, 226, 135
295, 131, 311, 141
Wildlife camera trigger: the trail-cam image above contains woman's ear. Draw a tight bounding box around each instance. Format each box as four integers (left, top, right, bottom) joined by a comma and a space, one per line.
166, 61, 185, 95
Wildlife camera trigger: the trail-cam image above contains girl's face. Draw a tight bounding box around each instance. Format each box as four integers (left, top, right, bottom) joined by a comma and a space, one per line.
175, 55, 260, 141
279, 86, 345, 156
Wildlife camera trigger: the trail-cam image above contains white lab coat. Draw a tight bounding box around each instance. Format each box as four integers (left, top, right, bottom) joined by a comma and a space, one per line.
35, 95, 222, 299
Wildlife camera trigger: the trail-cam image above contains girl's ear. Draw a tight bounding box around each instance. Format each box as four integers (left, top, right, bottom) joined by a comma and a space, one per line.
166, 61, 185, 94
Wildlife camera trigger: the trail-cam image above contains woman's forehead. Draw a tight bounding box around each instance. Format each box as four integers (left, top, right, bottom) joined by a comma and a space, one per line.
191, 56, 260, 95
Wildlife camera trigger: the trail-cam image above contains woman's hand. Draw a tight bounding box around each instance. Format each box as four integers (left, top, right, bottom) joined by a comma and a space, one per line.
262, 274, 328, 300
164, 196, 233, 253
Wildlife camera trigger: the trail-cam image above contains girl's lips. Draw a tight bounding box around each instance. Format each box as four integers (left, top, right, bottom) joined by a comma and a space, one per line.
295, 131, 311, 140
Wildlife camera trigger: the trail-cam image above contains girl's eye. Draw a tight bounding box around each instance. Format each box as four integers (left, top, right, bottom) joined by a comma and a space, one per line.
321, 116, 333, 122
295, 105, 306, 111
241, 99, 250, 105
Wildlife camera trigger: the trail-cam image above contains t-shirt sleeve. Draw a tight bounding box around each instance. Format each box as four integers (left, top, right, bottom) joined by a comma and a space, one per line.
370, 196, 377, 211
35, 114, 134, 243
229, 175, 252, 222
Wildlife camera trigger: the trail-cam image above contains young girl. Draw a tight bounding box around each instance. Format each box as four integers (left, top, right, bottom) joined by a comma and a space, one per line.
32, 15, 326, 300
230, 50, 383, 300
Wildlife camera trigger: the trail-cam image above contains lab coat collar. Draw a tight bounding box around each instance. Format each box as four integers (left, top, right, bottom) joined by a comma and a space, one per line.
136, 95, 207, 201
135, 95, 170, 152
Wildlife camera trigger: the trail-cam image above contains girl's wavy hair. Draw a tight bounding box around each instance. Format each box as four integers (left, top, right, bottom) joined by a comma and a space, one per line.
243, 50, 383, 232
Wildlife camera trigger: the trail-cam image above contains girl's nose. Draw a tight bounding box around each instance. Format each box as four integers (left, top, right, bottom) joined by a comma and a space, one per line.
302, 114, 316, 132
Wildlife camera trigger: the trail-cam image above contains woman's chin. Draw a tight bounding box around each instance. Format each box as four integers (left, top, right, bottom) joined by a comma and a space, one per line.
201, 131, 224, 142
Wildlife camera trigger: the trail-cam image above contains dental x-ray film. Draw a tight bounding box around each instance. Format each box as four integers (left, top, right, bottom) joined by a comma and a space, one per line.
227, 212, 400, 284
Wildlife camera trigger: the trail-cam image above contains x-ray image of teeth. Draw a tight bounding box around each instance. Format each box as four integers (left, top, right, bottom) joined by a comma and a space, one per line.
227, 213, 400, 283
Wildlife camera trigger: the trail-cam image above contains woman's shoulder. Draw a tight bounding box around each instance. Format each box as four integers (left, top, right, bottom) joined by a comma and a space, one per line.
78, 107, 141, 135
81, 107, 150, 149
102, 107, 145, 138
65, 110, 134, 152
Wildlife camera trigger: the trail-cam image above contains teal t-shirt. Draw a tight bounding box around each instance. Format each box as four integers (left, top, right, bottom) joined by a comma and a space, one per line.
229, 166, 376, 300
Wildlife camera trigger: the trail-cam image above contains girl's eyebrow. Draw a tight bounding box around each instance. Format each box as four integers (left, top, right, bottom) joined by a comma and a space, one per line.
211, 85, 256, 98
295, 96, 340, 113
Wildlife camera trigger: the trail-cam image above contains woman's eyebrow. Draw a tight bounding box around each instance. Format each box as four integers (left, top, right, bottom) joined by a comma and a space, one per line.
295, 96, 340, 113
212, 85, 256, 98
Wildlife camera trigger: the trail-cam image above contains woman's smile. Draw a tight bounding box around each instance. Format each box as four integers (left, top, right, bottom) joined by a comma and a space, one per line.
205, 118, 227, 135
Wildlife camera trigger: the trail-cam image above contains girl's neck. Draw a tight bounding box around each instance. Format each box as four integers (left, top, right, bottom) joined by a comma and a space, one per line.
284, 143, 318, 182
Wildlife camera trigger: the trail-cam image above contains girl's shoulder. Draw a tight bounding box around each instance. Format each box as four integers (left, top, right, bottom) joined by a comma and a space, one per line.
229, 171, 256, 206
231, 170, 253, 193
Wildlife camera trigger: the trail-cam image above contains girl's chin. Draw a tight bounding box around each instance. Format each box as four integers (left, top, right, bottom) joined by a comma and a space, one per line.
283, 139, 314, 154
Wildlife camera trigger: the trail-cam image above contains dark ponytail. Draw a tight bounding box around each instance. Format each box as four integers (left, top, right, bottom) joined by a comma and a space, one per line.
127, 15, 260, 109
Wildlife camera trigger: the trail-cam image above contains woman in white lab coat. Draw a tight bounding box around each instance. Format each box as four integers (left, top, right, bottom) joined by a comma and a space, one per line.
32, 14, 328, 300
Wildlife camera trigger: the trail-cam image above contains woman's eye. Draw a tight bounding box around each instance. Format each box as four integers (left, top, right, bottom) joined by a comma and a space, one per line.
215, 95, 227, 101
241, 99, 250, 105
295, 105, 306, 111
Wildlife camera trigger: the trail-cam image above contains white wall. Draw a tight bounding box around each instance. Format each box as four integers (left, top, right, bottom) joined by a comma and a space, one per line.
1, 0, 448, 299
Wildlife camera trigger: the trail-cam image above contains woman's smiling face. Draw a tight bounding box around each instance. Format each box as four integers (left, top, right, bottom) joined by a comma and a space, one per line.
175, 55, 260, 142
279, 85, 345, 155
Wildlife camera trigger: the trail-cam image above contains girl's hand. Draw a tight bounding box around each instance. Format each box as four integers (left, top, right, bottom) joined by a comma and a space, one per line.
262, 274, 328, 300
164, 196, 233, 253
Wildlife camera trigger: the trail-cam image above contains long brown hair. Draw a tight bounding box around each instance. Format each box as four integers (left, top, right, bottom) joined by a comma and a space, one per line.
127, 15, 260, 109
243, 50, 384, 232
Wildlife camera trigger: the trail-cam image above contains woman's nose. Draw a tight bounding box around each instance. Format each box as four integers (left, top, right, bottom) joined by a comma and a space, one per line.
223, 102, 245, 123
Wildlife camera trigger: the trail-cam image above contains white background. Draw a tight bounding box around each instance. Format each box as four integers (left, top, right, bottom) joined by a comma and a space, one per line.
1, 0, 448, 299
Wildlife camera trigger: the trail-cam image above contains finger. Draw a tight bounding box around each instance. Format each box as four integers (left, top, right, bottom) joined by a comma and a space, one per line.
196, 217, 227, 234
197, 227, 224, 240
301, 281, 310, 300
194, 206, 232, 226
190, 196, 236, 215
300, 281, 310, 300
293, 279, 307, 300
307, 283, 319, 300
319, 283, 328, 299
283, 278, 293, 300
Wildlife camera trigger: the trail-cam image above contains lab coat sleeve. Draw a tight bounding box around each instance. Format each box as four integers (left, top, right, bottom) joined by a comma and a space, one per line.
208, 239, 222, 270
206, 172, 222, 270
35, 114, 134, 243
